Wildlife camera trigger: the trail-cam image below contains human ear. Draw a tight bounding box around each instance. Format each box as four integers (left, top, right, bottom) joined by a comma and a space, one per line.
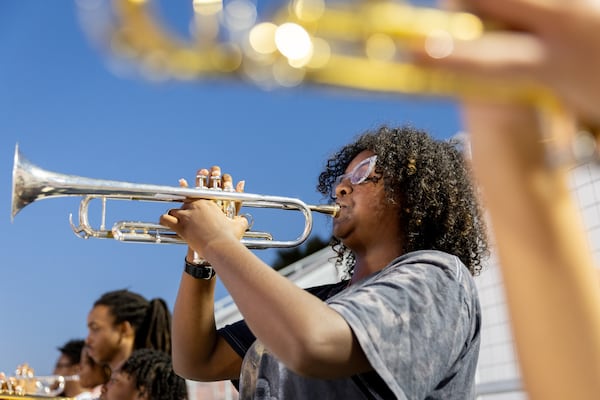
118, 321, 135, 339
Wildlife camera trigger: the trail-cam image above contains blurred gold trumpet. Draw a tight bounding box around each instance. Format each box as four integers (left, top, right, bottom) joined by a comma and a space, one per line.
0, 363, 73, 397
76, 0, 556, 105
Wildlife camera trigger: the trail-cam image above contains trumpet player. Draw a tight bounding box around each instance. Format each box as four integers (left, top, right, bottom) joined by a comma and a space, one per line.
54, 339, 89, 399
161, 125, 489, 399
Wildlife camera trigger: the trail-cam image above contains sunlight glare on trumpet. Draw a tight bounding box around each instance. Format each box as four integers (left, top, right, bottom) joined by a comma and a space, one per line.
275, 23, 313, 66
424, 29, 453, 59
423, 12, 482, 59
366, 33, 396, 61
249, 23, 278, 55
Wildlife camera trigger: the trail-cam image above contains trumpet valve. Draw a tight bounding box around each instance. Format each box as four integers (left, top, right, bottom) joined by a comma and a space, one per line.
194, 167, 211, 189
210, 170, 221, 190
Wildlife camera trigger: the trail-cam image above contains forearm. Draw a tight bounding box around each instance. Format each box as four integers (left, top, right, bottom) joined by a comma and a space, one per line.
171, 264, 240, 381
200, 238, 370, 378
172, 269, 217, 374
464, 102, 600, 398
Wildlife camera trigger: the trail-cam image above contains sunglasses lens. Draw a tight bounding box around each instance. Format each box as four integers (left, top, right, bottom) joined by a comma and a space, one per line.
350, 157, 374, 184
332, 155, 377, 198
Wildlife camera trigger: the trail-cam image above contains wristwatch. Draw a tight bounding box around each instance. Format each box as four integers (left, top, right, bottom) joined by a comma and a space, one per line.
184, 258, 216, 280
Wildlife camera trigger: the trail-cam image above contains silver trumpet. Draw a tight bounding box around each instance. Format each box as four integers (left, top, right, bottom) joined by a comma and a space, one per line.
11, 145, 339, 249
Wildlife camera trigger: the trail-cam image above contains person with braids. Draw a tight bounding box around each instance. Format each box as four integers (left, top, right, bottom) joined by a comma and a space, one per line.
85, 289, 172, 374
161, 125, 489, 399
102, 348, 188, 400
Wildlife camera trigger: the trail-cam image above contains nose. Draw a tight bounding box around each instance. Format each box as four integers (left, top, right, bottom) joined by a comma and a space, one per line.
333, 178, 352, 199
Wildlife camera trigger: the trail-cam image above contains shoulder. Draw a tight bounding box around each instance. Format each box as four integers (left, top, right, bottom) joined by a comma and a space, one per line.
349, 250, 479, 308
392, 249, 463, 270
385, 250, 473, 285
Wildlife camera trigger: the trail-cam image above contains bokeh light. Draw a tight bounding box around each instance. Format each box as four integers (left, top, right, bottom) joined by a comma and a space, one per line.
248, 22, 278, 55
275, 23, 313, 65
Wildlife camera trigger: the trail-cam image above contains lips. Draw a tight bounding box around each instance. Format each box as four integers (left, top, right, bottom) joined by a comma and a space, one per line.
333, 203, 348, 223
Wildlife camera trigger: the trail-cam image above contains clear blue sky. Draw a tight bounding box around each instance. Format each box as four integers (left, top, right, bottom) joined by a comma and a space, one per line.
0, 0, 461, 375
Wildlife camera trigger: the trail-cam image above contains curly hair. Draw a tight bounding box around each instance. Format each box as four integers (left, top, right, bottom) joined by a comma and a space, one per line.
317, 125, 488, 276
120, 348, 187, 400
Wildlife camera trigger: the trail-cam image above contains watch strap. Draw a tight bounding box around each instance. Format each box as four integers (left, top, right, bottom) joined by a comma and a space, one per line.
184, 259, 216, 280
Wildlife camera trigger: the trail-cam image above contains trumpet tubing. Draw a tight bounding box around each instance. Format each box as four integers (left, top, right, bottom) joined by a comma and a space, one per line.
11, 145, 339, 249
75, 0, 556, 105
0, 373, 68, 398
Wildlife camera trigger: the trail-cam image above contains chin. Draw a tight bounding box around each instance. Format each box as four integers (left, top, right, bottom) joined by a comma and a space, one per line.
332, 228, 349, 243
332, 227, 343, 240
333, 219, 350, 237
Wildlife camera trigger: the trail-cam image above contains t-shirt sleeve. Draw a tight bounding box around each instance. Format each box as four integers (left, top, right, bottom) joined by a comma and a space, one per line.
218, 319, 256, 359
327, 252, 475, 399
217, 281, 347, 358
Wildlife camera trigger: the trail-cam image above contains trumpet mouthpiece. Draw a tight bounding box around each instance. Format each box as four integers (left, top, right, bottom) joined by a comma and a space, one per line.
309, 204, 340, 218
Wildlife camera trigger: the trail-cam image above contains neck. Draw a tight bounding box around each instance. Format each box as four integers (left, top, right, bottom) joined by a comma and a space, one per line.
350, 245, 403, 284
109, 349, 132, 373
64, 382, 84, 397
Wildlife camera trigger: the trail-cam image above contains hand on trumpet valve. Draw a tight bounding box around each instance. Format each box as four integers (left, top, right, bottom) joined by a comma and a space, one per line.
161, 165, 249, 258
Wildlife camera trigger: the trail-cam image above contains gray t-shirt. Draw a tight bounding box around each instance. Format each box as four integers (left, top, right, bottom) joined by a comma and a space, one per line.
237, 250, 481, 399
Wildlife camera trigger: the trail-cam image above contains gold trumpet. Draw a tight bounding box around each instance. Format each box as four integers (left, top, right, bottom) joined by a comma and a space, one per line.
77, 0, 556, 106
11, 145, 339, 249
0, 362, 73, 398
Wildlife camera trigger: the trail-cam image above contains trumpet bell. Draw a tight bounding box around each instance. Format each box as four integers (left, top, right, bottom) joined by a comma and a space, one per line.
12, 143, 43, 220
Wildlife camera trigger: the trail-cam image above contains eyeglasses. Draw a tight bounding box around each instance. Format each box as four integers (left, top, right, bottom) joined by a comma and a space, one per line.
332, 155, 378, 198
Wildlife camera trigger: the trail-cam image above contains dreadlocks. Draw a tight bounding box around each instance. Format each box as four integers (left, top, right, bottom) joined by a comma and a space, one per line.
94, 289, 172, 355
